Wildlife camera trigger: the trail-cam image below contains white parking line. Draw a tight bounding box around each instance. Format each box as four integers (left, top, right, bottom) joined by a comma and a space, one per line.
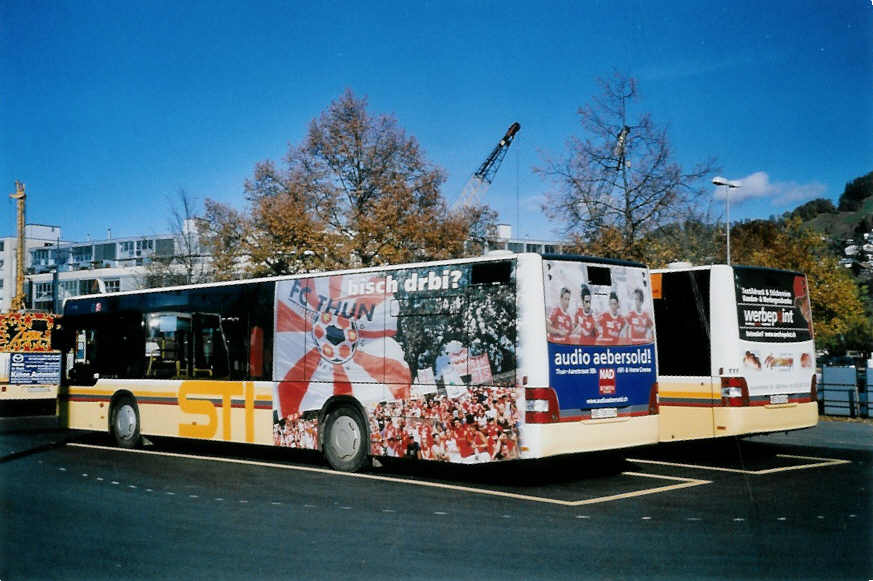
67, 442, 711, 507
626, 453, 851, 475
569, 472, 711, 506
757, 454, 851, 474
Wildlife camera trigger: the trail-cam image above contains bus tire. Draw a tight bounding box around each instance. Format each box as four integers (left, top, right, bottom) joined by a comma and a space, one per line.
322, 405, 368, 472
110, 395, 141, 449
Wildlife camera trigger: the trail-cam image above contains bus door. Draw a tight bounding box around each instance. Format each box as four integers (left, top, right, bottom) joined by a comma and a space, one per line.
652, 269, 718, 440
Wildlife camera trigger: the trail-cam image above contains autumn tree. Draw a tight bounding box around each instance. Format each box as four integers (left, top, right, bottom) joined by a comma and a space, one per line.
731, 217, 872, 353
536, 73, 718, 262
640, 219, 722, 268
199, 199, 248, 281
201, 90, 482, 277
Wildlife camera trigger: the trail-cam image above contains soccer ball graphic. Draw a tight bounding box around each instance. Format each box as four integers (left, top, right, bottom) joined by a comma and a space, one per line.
311, 311, 359, 365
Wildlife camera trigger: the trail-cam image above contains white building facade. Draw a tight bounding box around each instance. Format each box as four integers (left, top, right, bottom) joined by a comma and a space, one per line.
0, 224, 63, 312
489, 224, 569, 255
25, 233, 179, 312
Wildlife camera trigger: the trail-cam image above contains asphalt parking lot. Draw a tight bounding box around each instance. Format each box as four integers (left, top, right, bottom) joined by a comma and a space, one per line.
2, 416, 871, 580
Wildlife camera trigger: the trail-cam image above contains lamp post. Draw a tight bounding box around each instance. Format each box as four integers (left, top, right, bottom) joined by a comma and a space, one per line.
712, 176, 742, 265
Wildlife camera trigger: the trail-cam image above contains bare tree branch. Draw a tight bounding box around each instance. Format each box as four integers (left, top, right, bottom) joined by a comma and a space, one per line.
535, 72, 718, 261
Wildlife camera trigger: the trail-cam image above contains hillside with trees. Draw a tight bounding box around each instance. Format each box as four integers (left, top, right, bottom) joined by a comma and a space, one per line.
808, 170, 873, 242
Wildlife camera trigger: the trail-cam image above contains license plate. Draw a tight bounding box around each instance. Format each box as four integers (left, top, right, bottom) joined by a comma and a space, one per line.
770, 394, 789, 405
591, 407, 618, 419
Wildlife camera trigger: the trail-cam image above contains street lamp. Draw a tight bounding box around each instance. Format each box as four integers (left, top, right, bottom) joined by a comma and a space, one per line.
712, 176, 742, 265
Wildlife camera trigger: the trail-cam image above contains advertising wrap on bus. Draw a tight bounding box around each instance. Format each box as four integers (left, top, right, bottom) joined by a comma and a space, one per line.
272, 261, 523, 462
543, 259, 657, 419
734, 267, 815, 398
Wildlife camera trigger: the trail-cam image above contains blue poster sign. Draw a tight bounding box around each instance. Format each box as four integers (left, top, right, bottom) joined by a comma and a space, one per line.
9, 352, 62, 385
548, 343, 655, 413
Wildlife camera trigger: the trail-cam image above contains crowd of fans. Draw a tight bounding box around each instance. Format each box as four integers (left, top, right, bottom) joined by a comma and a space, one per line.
273, 414, 318, 450
272, 385, 522, 464
369, 385, 521, 463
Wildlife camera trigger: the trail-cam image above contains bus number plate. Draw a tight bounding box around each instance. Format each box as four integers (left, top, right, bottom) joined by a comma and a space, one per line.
770, 394, 789, 405
591, 408, 618, 419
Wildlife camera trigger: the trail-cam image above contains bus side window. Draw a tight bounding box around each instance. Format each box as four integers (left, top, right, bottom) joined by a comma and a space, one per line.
69, 316, 143, 382
69, 329, 99, 386
193, 313, 230, 379
145, 313, 192, 378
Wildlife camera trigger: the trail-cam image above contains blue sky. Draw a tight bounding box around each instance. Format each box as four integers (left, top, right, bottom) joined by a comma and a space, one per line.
2, 0, 871, 243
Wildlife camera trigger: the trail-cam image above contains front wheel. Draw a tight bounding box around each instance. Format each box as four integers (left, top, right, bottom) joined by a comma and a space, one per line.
110, 395, 141, 449
322, 405, 368, 472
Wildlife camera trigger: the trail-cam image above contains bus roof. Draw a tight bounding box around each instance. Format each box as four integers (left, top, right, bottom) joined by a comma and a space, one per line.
651, 263, 804, 277
62, 252, 531, 306
541, 253, 647, 269
63, 252, 651, 312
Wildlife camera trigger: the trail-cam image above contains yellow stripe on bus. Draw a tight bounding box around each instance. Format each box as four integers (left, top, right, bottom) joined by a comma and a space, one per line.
659, 391, 720, 400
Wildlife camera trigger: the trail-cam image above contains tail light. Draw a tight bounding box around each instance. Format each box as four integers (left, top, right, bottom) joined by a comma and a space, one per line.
810, 374, 817, 403
525, 387, 559, 423
721, 376, 750, 407
648, 382, 660, 415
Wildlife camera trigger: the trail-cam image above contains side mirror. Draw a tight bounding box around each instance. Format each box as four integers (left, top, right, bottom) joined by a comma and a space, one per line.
69, 362, 99, 386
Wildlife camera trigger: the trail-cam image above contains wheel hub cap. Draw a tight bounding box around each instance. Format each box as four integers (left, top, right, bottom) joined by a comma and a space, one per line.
331, 416, 360, 461
116, 405, 136, 440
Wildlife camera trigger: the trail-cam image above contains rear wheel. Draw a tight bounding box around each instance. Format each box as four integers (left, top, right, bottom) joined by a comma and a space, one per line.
110, 395, 141, 449
322, 405, 368, 472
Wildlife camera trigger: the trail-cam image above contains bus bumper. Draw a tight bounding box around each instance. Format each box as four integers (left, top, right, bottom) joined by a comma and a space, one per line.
713, 401, 818, 437
519, 415, 659, 459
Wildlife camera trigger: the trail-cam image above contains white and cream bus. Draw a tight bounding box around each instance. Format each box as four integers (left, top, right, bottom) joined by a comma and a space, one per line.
57, 253, 660, 471
651, 264, 818, 442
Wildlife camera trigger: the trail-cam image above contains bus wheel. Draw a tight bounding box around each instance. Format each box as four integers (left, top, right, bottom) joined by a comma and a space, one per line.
323, 405, 368, 472
110, 396, 141, 449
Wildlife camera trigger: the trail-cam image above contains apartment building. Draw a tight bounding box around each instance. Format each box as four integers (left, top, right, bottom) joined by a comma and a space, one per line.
0, 224, 63, 312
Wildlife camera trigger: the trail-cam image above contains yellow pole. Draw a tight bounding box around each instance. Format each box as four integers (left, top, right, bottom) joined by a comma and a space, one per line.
9, 181, 26, 312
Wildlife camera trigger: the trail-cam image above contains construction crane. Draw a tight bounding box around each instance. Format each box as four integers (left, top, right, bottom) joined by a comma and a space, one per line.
9, 181, 26, 312
454, 122, 521, 209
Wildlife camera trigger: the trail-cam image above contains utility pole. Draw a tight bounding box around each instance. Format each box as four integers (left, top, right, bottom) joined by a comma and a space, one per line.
712, 177, 742, 265
9, 181, 26, 312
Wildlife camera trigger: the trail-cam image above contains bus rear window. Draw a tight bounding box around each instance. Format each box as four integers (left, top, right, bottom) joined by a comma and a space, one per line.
587, 266, 611, 286
471, 261, 512, 285
653, 270, 711, 376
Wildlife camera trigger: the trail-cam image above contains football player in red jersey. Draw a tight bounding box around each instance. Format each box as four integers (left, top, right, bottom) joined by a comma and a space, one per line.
597, 291, 626, 345
547, 287, 574, 343
626, 288, 653, 344
572, 284, 598, 345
